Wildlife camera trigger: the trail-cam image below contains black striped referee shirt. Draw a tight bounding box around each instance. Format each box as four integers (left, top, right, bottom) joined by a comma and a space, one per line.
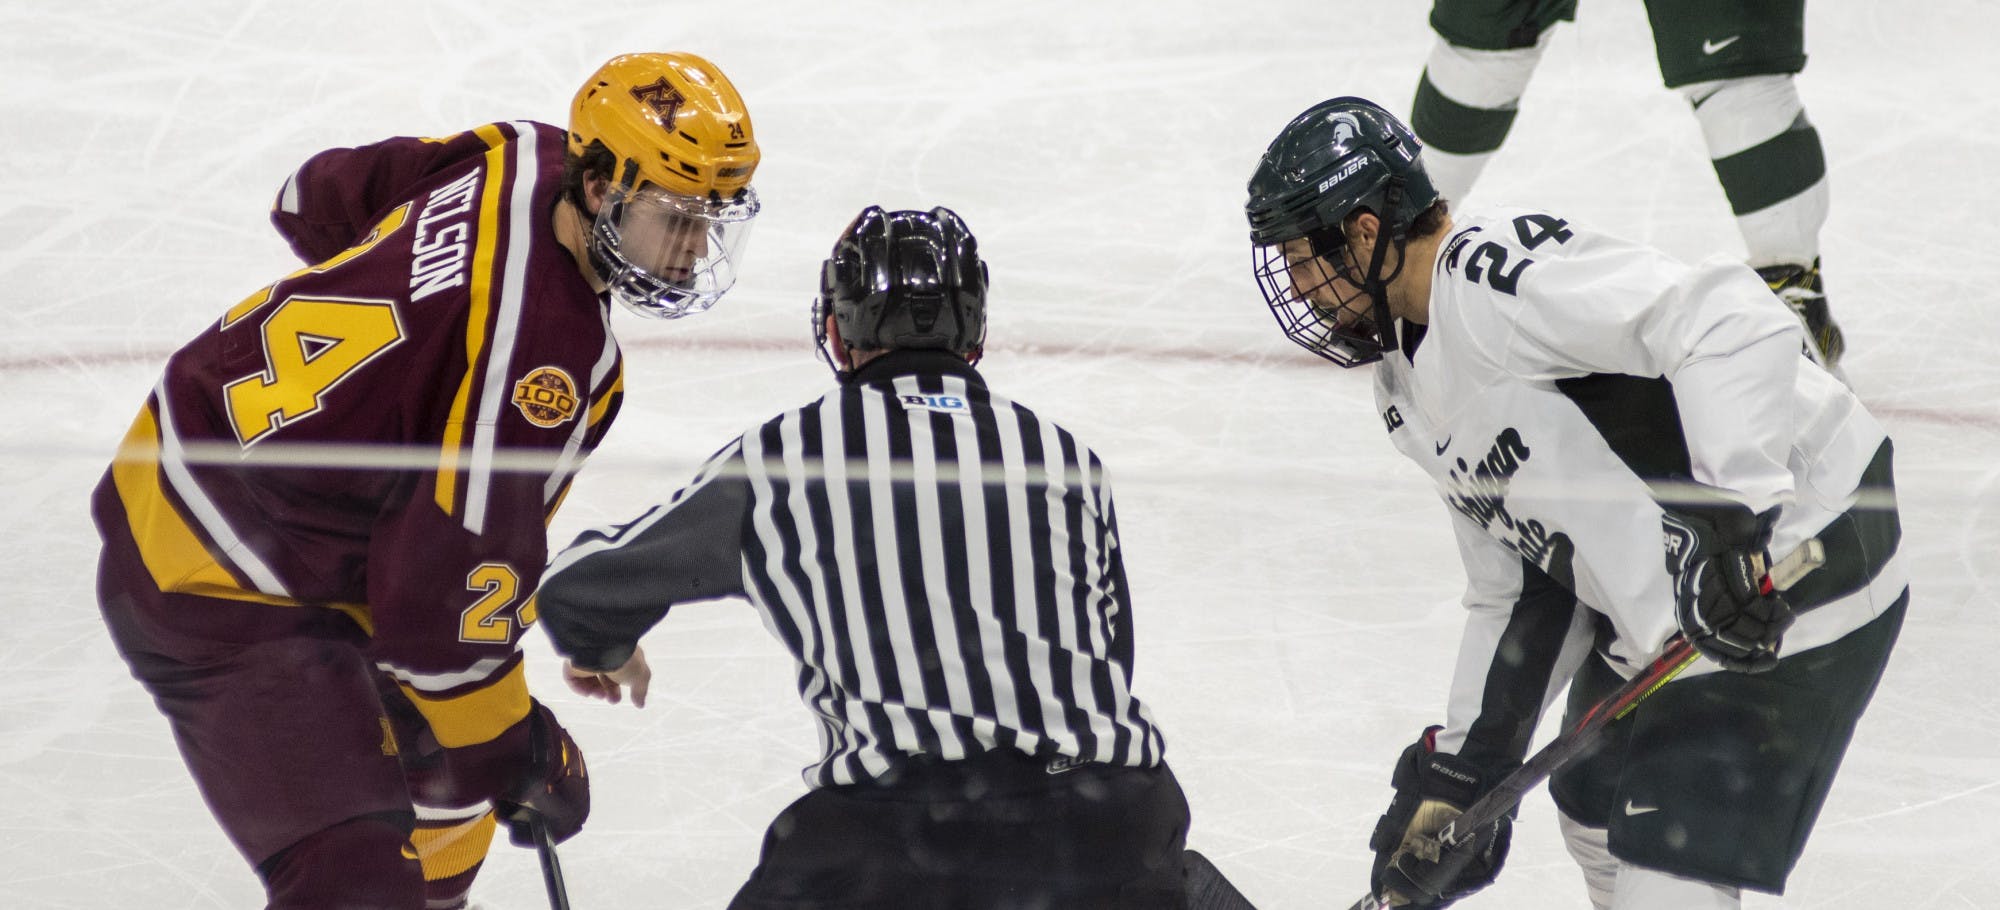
535, 350, 1166, 788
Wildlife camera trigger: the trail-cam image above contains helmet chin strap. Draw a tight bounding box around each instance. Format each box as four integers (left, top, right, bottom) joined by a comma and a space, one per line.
814, 304, 871, 384
1359, 226, 1402, 359
1357, 176, 1414, 358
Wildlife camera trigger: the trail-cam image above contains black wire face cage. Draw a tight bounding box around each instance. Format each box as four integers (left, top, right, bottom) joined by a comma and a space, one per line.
1251, 238, 1389, 367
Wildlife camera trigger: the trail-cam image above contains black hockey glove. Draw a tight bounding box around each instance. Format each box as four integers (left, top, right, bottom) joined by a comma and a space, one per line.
494, 700, 590, 846
1662, 502, 1795, 673
1368, 727, 1511, 908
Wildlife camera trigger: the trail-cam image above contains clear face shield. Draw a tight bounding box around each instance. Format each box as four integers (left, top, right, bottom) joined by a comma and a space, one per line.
1251, 234, 1390, 367
588, 179, 760, 319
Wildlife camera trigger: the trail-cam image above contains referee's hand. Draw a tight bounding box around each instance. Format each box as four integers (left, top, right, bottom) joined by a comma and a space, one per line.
563, 645, 652, 708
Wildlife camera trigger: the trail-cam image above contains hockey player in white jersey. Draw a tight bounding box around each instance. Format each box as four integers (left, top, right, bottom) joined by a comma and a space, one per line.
1243, 97, 1907, 909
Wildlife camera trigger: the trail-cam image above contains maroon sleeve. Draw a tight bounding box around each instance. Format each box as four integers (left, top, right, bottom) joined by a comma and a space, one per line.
363, 341, 617, 806
340, 122, 615, 804
270, 130, 492, 264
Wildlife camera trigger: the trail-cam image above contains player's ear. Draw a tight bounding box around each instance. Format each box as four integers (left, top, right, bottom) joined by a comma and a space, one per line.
822, 313, 853, 370
1348, 211, 1380, 249
583, 173, 611, 216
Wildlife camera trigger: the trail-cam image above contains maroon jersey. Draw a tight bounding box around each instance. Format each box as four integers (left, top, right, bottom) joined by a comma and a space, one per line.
97, 121, 621, 750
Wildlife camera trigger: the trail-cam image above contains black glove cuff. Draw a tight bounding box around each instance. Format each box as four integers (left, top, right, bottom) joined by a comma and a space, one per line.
1387, 726, 1439, 791
1416, 751, 1487, 808
1383, 726, 1489, 810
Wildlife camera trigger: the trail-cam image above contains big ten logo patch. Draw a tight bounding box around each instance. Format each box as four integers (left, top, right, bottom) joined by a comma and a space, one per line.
899, 393, 970, 415
512, 366, 580, 428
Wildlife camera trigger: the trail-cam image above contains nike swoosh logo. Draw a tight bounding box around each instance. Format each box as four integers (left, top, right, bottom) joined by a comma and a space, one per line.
1623, 801, 1660, 816
1702, 35, 1740, 55
1435, 438, 1451, 456
1045, 757, 1084, 775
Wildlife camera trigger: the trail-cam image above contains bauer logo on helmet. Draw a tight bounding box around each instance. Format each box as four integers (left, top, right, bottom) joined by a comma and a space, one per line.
1318, 155, 1369, 194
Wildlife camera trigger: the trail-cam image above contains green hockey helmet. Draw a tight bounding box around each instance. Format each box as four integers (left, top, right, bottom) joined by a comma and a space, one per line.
1245, 96, 1437, 247
1245, 97, 1438, 367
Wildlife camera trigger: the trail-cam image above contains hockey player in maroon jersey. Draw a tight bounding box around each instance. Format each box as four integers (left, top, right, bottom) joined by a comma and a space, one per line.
90, 52, 760, 909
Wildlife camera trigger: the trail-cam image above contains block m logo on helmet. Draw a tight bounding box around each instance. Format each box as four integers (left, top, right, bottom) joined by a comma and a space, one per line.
628, 77, 688, 131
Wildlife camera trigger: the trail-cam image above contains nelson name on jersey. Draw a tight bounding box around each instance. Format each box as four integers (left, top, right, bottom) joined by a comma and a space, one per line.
409, 168, 480, 301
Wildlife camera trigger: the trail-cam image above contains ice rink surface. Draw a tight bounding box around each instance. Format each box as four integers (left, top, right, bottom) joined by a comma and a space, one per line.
4, 1, 1998, 906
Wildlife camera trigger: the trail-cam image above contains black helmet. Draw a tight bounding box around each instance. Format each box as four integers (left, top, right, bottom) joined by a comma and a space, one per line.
814, 206, 988, 379
1245, 97, 1439, 368
1246, 96, 1437, 247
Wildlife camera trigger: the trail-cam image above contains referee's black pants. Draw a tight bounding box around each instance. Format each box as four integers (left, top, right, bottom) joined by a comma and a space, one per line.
728, 751, 1190, 909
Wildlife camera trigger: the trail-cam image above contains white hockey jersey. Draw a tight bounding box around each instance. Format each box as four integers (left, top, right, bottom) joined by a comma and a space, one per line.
1372, 206, 1908, 765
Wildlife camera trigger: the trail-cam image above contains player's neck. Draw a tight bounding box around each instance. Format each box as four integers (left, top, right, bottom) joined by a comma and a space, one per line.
553, 198, 607, 293
1391, 217, 1449, 325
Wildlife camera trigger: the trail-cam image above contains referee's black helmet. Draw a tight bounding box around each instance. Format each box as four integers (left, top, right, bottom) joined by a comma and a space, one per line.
814, 205, 988, 374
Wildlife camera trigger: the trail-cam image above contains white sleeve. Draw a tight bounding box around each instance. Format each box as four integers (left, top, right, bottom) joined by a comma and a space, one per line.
1435, 512, 1527, 755
1433, 507, 1594, 770
1455, 215, 1802, 513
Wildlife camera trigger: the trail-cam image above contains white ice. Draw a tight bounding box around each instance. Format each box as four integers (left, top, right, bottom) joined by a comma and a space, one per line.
3, 1, 1997, 907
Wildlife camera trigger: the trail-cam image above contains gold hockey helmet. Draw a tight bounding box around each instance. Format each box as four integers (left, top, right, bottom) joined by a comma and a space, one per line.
569, 53, 762, 318
570, 52, 758, 199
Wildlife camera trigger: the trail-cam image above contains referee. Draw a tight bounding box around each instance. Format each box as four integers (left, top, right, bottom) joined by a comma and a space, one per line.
534, 205, 1191, 908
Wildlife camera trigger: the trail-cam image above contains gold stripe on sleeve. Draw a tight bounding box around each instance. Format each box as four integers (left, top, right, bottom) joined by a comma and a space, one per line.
586, 369, 624, 429
396, 658, 531, 749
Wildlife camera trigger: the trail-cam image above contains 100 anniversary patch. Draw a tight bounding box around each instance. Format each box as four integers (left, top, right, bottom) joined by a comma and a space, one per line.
512, 366, 579, 428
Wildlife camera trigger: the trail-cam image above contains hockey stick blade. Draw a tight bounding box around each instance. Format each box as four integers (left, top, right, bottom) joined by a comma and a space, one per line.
1184, 849, 1259, 909
1344, 538, 1824, 909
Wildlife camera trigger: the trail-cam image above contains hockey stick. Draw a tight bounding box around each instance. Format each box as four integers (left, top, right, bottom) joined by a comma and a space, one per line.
1184, 849, 1259, 909
505, 703, 575, 910
526, 813, 573, 910
1344, 539, 1825, 910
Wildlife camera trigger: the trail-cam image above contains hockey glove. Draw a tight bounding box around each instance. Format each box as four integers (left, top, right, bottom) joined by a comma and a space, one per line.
1368, 726, 1511, 908
1663, 502, 1795, 673
494, 700, 590, 846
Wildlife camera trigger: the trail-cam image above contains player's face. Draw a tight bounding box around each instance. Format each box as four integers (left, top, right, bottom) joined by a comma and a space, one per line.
1281, 238, 1368, 327
588, 178, 760, 319
616, 187, 713, 280
1253, 233, 1387, 367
